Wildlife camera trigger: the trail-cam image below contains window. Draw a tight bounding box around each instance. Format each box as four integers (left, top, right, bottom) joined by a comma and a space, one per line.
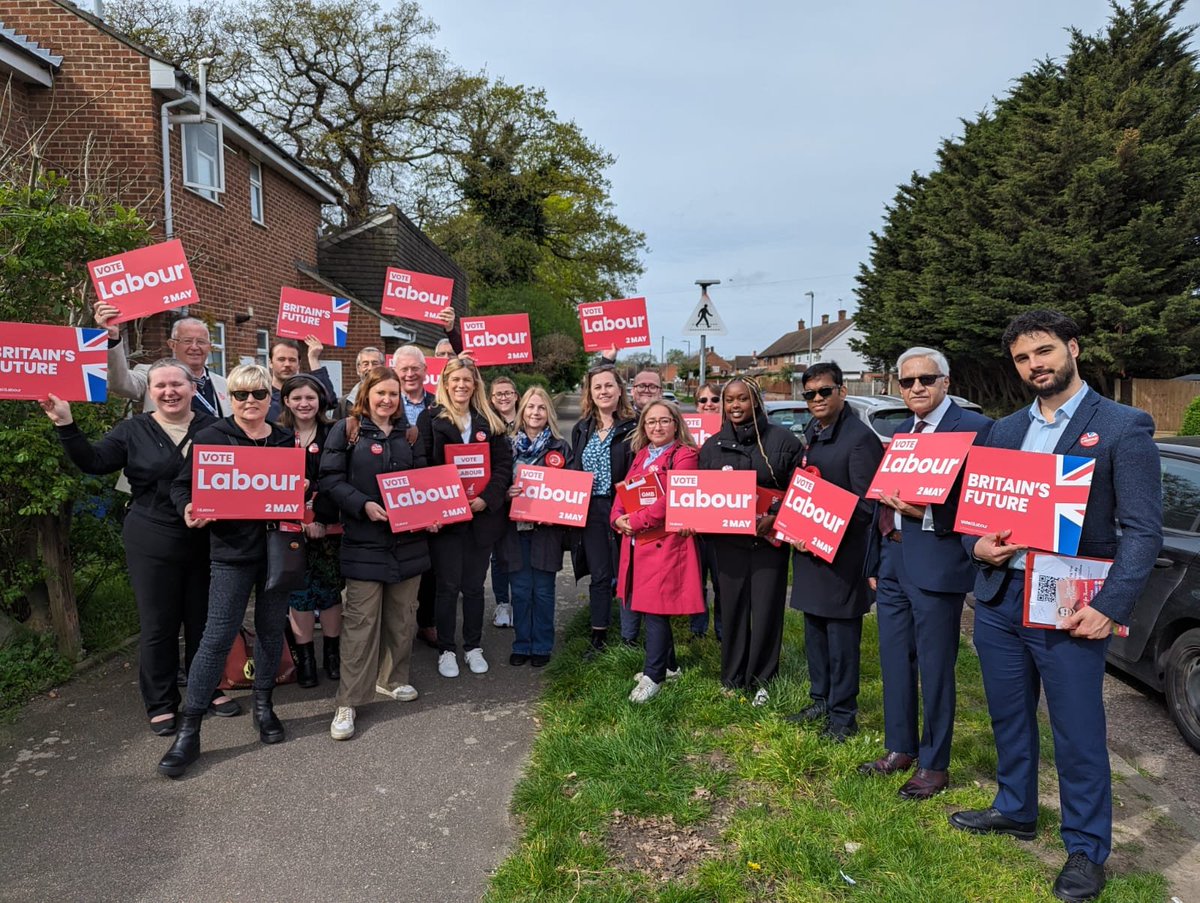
248, 159, 264, 224
255, 329, 270, 367
182, 121, 225, 198
207, 321, 226, 375
1161, 455, 1200, 533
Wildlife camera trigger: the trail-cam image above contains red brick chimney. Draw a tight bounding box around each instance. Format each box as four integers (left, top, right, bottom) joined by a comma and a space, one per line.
797, 319, 805, 331
838, 309, 847, 321
821, 313, 829, 325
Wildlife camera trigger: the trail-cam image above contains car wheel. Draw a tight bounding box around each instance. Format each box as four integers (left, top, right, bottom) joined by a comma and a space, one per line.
1164, 627, 1200, 754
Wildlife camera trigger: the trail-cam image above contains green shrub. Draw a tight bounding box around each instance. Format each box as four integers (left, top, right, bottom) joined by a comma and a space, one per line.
0, 628, 72, 716
1181, 395, 1200, 436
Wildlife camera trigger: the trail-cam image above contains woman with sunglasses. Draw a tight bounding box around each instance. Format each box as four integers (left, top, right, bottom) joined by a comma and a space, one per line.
695, 382, 722, 415
159, 364, 297, 778
278, 374, 344, 688
417, 358, 513, 678
690, 382, 724, 640
696, 377, 801, 706
569, 365, 637, 656
612, 401, 702, 702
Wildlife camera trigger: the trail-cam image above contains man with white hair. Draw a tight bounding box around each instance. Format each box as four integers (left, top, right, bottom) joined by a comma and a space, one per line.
860, 346, 992, 800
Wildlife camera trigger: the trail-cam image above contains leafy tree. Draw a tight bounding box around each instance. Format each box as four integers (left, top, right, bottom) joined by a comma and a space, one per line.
469, 283, 588, 392
854, 0, 1200, 410
665, 348, 688, 367
1181, 395, 1200, 436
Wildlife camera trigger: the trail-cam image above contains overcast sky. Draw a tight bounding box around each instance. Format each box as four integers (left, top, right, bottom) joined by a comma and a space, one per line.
418, 0, 1198, 361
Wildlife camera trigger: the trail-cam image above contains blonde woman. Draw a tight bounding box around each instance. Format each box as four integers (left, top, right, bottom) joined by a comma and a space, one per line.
416, 359, 514, 677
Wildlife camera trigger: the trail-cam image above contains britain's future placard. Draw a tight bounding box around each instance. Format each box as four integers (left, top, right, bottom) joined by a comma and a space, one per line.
276, 287, 350, 347
88, 239, 199, 324
0, 322, 108, 402
578, 297, 651, 352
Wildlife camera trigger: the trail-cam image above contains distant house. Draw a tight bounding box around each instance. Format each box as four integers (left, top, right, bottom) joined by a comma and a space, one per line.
757, 309, 870, 379
733, 354, 760, 375
681, 349, 734, 380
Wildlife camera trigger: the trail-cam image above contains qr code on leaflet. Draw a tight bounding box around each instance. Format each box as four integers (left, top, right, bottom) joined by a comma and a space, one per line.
1035, 574, 1057, 603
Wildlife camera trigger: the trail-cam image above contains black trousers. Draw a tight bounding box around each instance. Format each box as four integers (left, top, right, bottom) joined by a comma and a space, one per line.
123, 510, 210, 717
416, 569, 437, 630
580, 496, 617, 630
804, 612, 864, 731
714, 539, 789, 690
430, 528, 493, 652
643, 614, 678, 683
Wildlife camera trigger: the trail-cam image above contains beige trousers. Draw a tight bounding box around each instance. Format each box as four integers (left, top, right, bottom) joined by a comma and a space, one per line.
336, 576, 420, 707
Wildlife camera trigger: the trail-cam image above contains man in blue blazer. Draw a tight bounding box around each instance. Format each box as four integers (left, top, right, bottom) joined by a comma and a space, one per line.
949, 311, 1162, 903
860, 347, 993, 800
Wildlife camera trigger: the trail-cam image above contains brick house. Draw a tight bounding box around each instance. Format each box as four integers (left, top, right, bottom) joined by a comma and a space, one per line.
757, 309, 871, 379
0, 1, 464, 398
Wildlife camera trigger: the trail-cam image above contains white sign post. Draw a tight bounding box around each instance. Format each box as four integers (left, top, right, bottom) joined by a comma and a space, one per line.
683, 280, 726, 387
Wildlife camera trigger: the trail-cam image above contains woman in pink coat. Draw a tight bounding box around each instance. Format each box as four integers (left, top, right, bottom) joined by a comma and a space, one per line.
611, 401, 703, 702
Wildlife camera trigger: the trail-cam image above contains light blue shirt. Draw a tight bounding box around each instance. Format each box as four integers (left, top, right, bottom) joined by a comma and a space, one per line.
403, 395, 425, 429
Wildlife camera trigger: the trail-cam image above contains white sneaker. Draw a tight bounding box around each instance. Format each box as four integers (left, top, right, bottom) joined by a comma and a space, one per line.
330, 706, 355, 740
376, 684, 419, 702
438, 651, 460, 678
629, 675, 661, 703
633, 668, 680, 683
464, 648, 489, 674
493, 603, 513, 628
752, 688, 770, 707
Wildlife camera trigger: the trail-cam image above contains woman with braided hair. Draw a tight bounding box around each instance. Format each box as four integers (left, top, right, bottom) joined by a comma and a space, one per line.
696, 377, 802, 705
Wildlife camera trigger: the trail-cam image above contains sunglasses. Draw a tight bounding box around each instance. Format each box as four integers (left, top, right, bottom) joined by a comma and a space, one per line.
696, 396, 719, 404
801, 386, 839, 401
898, 374, 944, 390
231, 389, 270, 401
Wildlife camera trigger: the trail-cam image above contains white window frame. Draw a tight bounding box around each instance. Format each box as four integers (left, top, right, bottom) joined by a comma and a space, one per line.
181, 120, 225, 197
248, 159, 265, 224
255, 329, 270, 367
207, 321, 226, 375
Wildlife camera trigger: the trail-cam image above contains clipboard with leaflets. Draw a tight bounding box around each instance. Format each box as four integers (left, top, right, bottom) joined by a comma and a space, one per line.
1022, 552, 1128, 637
615, 473, 667, 545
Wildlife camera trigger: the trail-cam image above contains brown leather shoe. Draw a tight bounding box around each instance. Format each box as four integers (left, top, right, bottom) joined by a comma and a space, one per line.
857, 751, 915, 776
898, 767, 949, 800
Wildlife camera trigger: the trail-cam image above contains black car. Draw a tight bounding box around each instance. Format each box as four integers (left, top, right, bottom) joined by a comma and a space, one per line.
1106, 437, 1200, 752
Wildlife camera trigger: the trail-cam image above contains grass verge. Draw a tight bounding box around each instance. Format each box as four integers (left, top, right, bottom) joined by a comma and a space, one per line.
486, 608, 1167, 902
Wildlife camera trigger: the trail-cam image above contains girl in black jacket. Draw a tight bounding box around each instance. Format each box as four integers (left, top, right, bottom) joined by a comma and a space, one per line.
417, 359, 514, 678
319, 366, 434, 741
40, 358, 219, 735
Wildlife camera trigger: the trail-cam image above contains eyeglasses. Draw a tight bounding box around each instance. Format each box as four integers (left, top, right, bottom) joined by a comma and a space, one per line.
898, 374, 944, 390
632, 383, 661, 392
171, 337, 210, 347
801, 386, 839, 401
644, 417, 674, 427
696, 396, 719, 404
492, 391, 517, 399
231, 389, 270, 401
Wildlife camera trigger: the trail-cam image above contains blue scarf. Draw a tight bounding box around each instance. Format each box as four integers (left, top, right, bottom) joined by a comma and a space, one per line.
513, 427, 553, 464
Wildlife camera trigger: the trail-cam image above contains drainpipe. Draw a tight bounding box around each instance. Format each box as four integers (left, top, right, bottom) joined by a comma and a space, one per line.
159, 58, 214, 239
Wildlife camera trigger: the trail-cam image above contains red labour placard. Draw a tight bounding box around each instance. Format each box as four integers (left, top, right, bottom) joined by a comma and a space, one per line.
377, 465, 473, 533
578, 297, 651, 352
190, 445, 307, 520
0, 322, 108, 402
866, 430, 976, 504
275, 287, 350, 347
681, 413, 722, 447
460, 314, 533, 366
422, 356, 447, 394
509, 465, 593, 527
665, 470, 757, 535
771, 467, 860, 564
616, 473, 667, 545
380, 267, 454, 322
88, 239, 199, 324
447, 442, 491, 499
954, 447, 1094, 555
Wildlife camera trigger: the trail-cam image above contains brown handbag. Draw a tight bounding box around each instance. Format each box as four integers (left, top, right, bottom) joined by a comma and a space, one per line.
218, 628, 298, 690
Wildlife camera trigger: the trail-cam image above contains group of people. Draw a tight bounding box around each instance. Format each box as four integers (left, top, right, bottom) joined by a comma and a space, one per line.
44, 302, 1160, 903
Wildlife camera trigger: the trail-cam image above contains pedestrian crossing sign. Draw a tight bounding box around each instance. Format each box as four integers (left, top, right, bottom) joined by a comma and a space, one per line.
682, 293, 727, 335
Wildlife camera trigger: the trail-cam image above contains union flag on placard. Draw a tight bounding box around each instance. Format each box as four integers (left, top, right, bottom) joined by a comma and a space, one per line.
1053, 455, 1095, 555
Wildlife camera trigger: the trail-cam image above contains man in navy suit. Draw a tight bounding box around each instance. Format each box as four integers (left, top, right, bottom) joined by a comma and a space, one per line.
860, 347, 993, 800
949, 311, 1162, 903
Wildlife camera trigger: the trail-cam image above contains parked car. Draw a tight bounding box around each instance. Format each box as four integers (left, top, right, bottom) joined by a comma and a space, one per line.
764, 400, 811, 437
1105, 437, 1200, 753
845, 394, 985, 445
662, 390, 677, 402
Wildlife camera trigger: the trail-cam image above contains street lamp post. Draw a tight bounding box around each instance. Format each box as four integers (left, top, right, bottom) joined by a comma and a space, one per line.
695, 280, 720, 386
804, 290, 815, 366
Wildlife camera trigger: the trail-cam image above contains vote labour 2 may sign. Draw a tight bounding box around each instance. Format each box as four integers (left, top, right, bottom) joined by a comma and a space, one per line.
460, 314, 533, 366
88, 239, 198, 324
955, 447, 1095, 555
772, 467, 860, 564
0, 322, 109, 402
681, 413, 721, 447
381, 267, 454, 323
578, 297, 651, 352
275, 287, 350, 347
509, 465, 594, 527
866, 430, 976, 504
665, 470, 757, 535
447, 442, 491, 499
376, 465, 473, 533
190, 445, 306, 520
423, 356, 447, 394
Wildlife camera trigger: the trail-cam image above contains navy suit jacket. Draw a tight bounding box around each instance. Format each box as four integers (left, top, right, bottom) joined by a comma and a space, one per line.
964, 388, 1162, 624
866, 400, 994, 594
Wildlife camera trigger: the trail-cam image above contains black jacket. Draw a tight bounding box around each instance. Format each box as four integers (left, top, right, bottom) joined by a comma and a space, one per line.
171, 417, 295, 564
416, 405, 514, 546
295, 421, 340, 526
57, 412, 216, 531
697, 412, 803, 551
569, 415, 637, 493
502, 434, 573, 574
319, 416, 431, 583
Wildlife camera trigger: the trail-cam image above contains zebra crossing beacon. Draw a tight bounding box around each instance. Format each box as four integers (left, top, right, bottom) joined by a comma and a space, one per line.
682, 280, 727, 387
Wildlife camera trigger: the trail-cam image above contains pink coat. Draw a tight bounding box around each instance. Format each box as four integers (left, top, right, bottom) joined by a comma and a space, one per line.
611, 442, 703, 616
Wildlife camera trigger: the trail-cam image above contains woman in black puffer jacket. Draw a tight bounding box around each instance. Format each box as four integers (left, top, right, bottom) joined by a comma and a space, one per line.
319, 366, 433, 742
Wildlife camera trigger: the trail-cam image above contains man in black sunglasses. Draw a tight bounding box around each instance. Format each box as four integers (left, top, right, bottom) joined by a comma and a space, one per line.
860, 347, 992, 801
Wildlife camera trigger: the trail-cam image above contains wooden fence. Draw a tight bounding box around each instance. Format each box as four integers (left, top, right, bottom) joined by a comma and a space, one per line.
1116, 378, 1200, 433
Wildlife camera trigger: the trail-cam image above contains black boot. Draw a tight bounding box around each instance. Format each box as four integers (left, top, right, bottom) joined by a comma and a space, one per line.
295, 641, 318, 688
323, 635, 341, 681
251, 689, 285, 744
583, 628, 607, 661
157, 711, 202, 778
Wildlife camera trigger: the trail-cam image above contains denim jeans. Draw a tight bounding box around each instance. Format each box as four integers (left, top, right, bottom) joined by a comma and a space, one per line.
508, 531, 556, 656
490, 547, 510, 607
